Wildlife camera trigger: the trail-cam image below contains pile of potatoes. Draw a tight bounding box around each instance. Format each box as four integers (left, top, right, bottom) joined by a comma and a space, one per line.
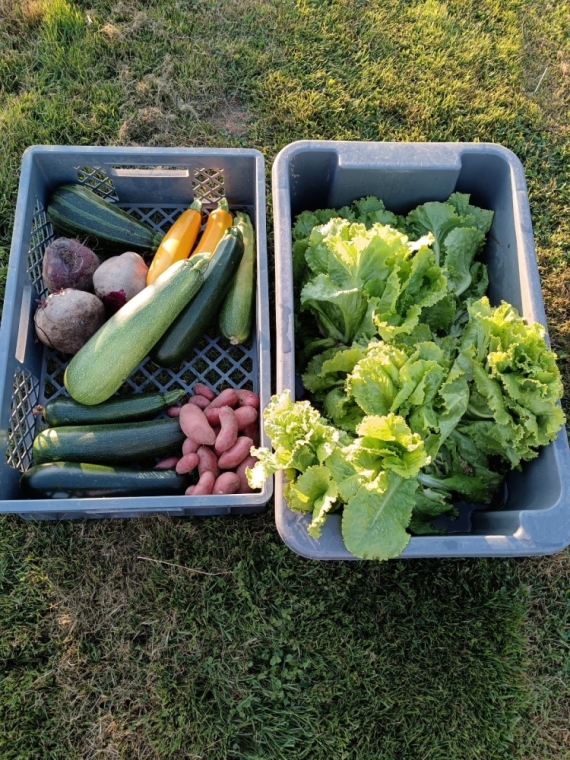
157, 383, 260, 495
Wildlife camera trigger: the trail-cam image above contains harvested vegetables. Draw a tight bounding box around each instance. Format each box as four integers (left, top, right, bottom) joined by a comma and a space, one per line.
248, 194, 566, 560
147, 199, 202, 285
93, 251, 149, 315
42, 237, 100, 293
64, 256, 209, 405
34, 288, 105, 355
47, 183, 163, 255
191, 198, 233, 256
219, 212, 256, 345
167, 384, 261, 495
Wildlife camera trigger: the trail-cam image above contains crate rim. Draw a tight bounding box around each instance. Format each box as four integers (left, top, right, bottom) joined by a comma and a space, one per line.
271, 138, 570, 560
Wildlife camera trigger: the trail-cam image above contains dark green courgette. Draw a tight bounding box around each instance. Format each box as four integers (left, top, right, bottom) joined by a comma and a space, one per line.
21, 462, 188, 498
151, 227, 244, 368
219, 212, 255, 344
47, 183, 164, 255
43, 389, 185, 427
33, 418, 185, 466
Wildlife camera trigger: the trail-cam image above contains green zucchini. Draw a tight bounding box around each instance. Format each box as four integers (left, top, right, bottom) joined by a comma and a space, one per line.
43, 389, 185, 427
64, 256, 208, 405
219, 212, 256, 345
47, 183, 164, 255
151, 227, 244, 368
21, 462, 188, 498
33, 418, 185, 466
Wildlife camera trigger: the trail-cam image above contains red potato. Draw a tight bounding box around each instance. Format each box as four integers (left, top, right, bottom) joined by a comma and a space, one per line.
234, 406, 257, 430
235, 455, 258, 493
213, 472, 240, 495
154, 456, 180, 470
193, 383, 216, 401
190, 471, 216, 495
206, 388, 238, 410
236, 389, 260, 408
185, 485, 195, 495
188, 395, 210, 409
214, 407, 238, 455
218, 436, 254, 470
204, 407, 221, 426
242, 421, 259, 447
182, 437, 199, 455
179, 403, 216, 445
166, 406, 181, 418
176, 452, 200, 475
197, 446, 220, 479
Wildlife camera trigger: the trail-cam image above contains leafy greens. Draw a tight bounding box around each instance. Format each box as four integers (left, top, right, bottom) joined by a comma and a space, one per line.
248, 194, 565, 560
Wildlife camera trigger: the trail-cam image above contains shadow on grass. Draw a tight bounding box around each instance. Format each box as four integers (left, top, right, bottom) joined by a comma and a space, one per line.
1, 513, 528, 760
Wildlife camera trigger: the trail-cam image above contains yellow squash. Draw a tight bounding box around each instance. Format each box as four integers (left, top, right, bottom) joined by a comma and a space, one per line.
191, 198, 233, 256
147, 198, 202, 285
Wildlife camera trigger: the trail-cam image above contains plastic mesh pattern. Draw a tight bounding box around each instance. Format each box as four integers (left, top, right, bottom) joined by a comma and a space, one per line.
74, 166, 118, 200
27, 200, 54, 299
192, 168, 225, 203
6, 366, 40, 472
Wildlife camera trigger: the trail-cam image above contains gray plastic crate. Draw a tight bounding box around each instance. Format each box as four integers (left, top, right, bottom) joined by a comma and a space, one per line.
0, 145, 272, 519
272, 139, 570, 559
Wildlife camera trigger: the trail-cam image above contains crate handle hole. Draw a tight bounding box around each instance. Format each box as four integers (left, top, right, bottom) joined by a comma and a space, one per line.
109, 166, 190, 178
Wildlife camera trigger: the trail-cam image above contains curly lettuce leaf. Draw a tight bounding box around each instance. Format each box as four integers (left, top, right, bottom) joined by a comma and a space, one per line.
287, 465, 339, 539
447, 192, 494, 234
325, 446, 374, 502
247, 390, 340, 488
373, 244, 448, 341
347, 342, 449, 421
300, 274, 369, 344
406, 194, 492, 299
406, 200, 470, 265
302, 345, 366, 395
352, 196, 402, 229
342, 472, 419, 559
322, 387, 364, 432
292, 207, 354, 242
460, 298, 566, 466
348, 344, 408, 416
443, 226, 485, 297
354, 413, 431, 478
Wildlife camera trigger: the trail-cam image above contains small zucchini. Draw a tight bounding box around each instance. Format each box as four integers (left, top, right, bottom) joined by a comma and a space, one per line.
151, 226, 244, 368
191, 198, 233, 257
219, 212, 255, 344
42, 389, 185, 427
33, 418, 185, 466
147, 198, 202, 284
21, 462, 189, 498
47, 183, 164, 255
64, 256, 208, 406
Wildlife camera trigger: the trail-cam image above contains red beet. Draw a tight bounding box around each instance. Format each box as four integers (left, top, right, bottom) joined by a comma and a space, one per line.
42, 237, 101, 293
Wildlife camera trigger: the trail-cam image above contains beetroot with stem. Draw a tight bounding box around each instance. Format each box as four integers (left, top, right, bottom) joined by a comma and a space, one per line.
42, 238, 101, 293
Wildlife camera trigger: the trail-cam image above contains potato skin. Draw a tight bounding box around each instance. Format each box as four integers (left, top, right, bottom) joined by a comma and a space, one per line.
34, 288, 105, 354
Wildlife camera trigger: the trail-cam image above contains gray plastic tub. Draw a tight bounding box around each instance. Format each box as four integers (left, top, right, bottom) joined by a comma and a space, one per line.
0, 145, 272, 519
272, 139, 570, 559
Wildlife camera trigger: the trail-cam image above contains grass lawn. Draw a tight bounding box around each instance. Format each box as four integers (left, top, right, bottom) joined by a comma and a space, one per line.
1, 0, 569, 757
